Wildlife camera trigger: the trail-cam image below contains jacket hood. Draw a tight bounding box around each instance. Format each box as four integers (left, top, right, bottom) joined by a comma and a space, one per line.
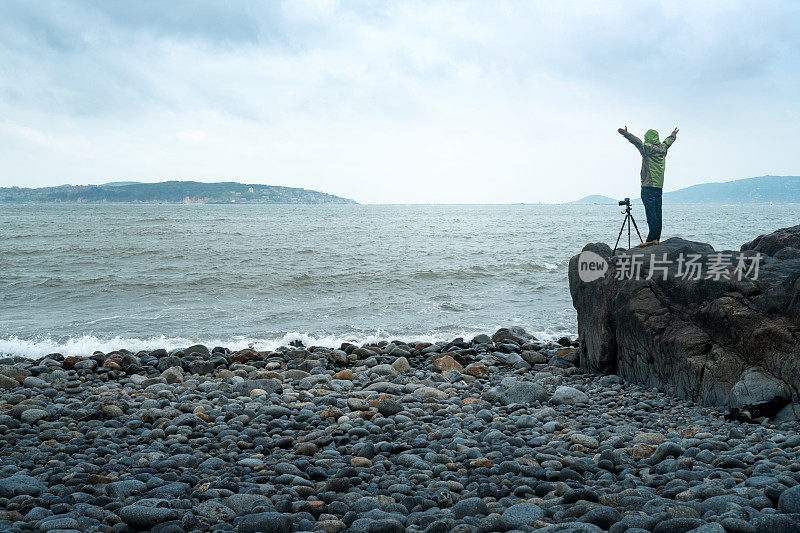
644, 129, 660, 145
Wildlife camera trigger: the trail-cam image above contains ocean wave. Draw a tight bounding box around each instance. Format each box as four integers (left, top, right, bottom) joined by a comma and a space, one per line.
0, 327, 577, 360
412, 266, 492, 280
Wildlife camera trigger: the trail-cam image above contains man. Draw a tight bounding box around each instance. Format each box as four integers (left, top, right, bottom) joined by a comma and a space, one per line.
618, 126, 678, 245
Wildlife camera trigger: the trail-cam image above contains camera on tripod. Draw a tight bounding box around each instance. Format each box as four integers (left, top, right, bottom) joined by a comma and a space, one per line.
613, 197, 642, 252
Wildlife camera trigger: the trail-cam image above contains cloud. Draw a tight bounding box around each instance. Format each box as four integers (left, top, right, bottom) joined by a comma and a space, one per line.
176, 129, 208, 143
0, 1, 798, 201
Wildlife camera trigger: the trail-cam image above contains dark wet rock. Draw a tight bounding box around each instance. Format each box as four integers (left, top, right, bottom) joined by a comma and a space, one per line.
569, 225, 800, 406
742, 224, 800, 257
119, 504, 181, 529
1, 331, 799, 533
184, 344, 210, 357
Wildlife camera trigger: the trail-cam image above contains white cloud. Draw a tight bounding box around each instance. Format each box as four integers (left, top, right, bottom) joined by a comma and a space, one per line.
176, 129, 208, 143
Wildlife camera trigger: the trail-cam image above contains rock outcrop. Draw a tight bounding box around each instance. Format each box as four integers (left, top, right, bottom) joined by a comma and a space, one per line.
569, 225, 800, 411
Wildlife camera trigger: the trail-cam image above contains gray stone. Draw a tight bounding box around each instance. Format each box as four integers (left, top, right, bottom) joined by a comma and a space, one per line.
233, 378, 282, 396
773, 402, 800, 425
648, 441, 684, 465
370, 364, 398, 379
38, 516, 79, 531
392, 357, 411, 372
571, 433, 600, 449
751, 514, 800, 533
73, 359, 98, 371
579, 506, 622, 529
550, 385, 589, 405
189, 360, 215, 375
195, 500, 236, 522
20, 408, 49, 424
521, 350, 547, 364
118, 505, 180, 529
599, 375, 624, 386
0, 373, 19, 389
297, 374, 330, 390
501, 502, 544, 529
185, 344, 210, 357
505, 381, 548, 405
147, 482, 191, 499
350, 518, 404, 533
377, 398, 403, 416
0, 364, 30, 381
778, 484, 800, 514
698, 494, 750, 515
537, 524, 603, 533
653, 518, 706, 533
235, 512, 293, 533
452, 497, 488, 518
729, 368, 791, 408
472, 334, 491, 344
686, 524, 726, 533
0, 475, 44, 498
106, 479, 147, 499
225, 494, 274, 515
22, 376, 49, 388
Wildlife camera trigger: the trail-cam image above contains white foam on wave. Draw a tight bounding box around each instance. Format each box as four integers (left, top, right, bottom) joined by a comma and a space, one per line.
0, 335, 199, 360
0, 327, 577, 360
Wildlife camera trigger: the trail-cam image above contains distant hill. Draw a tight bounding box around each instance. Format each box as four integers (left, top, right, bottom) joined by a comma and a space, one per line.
0, 181, 357, 204
100, 181, 142, 187
568, 195, 618, 205
570, 175, 799, 205
661, 175, 798, 204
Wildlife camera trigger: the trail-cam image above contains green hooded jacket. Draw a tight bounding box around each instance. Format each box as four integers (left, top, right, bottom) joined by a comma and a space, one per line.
621, 128, 677, 188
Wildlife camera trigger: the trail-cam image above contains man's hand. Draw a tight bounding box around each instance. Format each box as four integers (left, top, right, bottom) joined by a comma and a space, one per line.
672, 127, 679, 136
618, 126, 628, 135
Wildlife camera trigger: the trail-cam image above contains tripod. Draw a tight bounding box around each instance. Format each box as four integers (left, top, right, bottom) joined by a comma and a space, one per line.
613, 199, 643, 252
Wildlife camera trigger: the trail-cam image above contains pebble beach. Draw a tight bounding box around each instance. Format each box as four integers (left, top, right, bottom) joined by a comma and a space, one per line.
2, 328, 800, 533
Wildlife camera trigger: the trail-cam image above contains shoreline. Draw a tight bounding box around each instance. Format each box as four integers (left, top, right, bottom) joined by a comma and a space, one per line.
0, 327, 580, 361
1, 327, 799, 531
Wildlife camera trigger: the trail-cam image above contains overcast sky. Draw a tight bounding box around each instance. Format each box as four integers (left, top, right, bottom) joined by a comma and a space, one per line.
1, 1, 798, 203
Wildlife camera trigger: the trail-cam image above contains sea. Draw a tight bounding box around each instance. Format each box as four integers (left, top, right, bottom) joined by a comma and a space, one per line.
0, 203, 795, 358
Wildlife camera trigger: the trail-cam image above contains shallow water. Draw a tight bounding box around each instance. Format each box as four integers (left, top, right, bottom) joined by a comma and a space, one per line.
0, 203, 795, 357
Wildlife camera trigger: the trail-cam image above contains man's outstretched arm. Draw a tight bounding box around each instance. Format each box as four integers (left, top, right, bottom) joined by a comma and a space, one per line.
618, 125, 643, 152
664, 127, 678, 148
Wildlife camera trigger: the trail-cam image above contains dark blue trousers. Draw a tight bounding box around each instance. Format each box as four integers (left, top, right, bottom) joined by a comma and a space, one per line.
641, 186, 662, 241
